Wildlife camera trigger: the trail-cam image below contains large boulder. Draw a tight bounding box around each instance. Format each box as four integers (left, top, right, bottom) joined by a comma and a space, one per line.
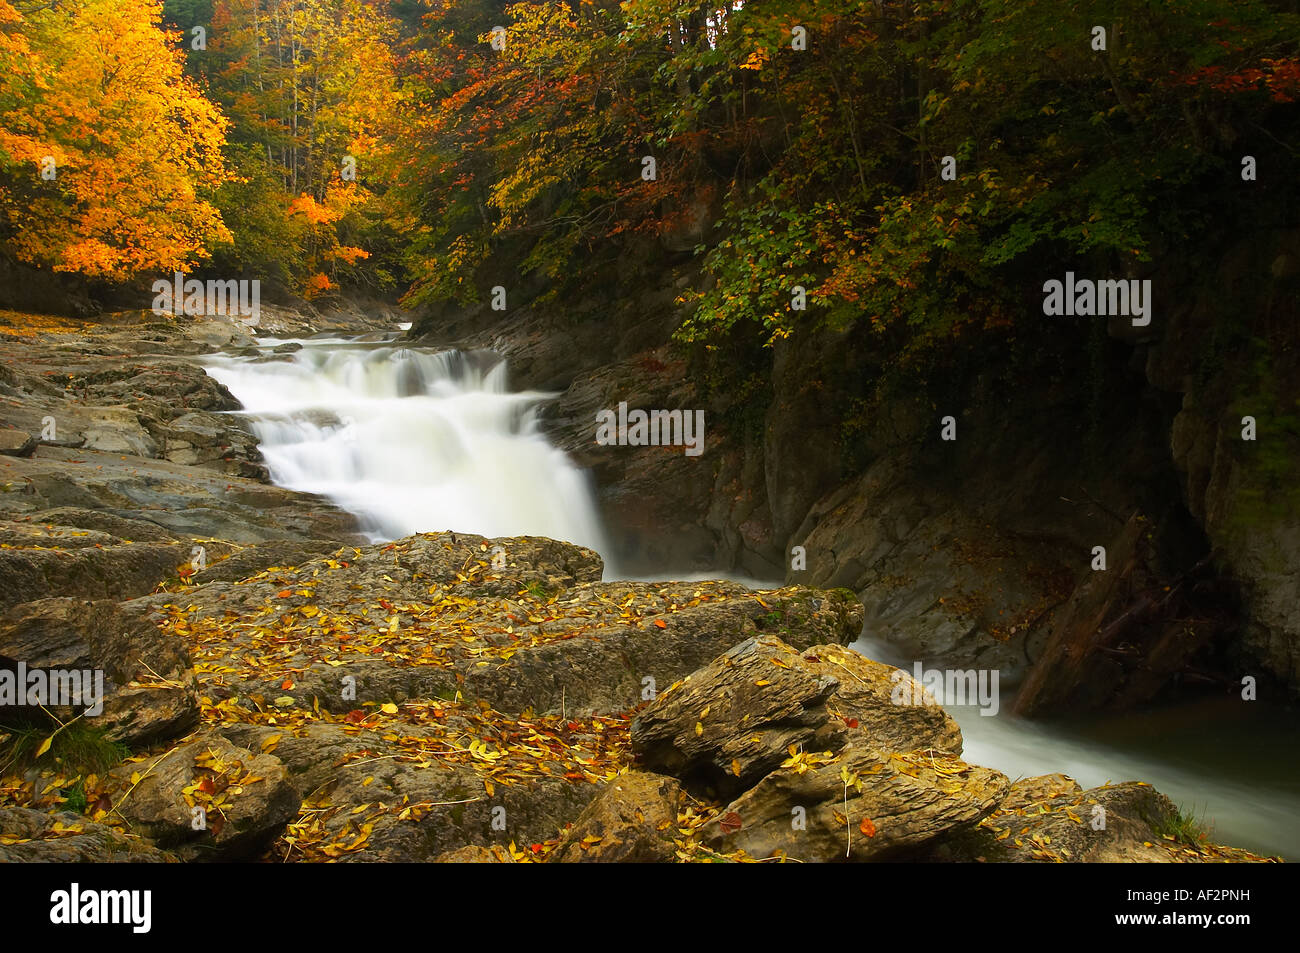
156, 410, 263, 474
921, 776, 1267, 863
80, 407, 157, 457
0, 597, 198, 745
0, 807, 172, 863
465, 586, 862, 717
0, 444, 361, 545
629, 635, 1002, 862
631, 636, 959, 797
793, 642, 963, 755
107, 732, 298, 860
0, 540, 195, 609
216, 720, 608, 863
703, 729, 1009, 862
128, 533, 862, 720
631, 636, 844, 797
548, 771, 682, 863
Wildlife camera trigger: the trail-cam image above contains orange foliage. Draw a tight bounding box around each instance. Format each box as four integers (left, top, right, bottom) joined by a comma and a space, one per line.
289, 194, 343, 227
334, 246, 371, 265
0, 0, 232, 280
302, 273, 335, 298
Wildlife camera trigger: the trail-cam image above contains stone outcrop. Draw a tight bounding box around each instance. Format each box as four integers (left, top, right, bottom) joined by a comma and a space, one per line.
107, 732, 298, 860
918, 774, 1269, 863
703, 731, 1010, 862
548, 771, 682, 863
0, 807, 170, 863
632, 636, 961, 798
629, 634, 1007, 862
124, 533, 862, 718
632, 637, 846, 797
0, 525, 1274, 864
0, 597, 198, 745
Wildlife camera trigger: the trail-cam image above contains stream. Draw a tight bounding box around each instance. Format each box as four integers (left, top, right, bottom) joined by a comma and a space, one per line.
205, 332, 1300, 861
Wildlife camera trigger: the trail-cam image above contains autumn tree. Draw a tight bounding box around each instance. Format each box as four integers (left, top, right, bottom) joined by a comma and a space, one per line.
390, 0, 731, 305
0, 0, 232, 281
679, 0, 1300, 353
188, 0, 405, 294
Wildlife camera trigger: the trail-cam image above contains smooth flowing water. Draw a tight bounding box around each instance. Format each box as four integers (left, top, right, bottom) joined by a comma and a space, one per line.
204, 334, 610, 553
206, 333, 1297, 860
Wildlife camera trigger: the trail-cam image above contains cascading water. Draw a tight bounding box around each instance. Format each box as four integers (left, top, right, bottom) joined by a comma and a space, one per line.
203, 336, 611, 557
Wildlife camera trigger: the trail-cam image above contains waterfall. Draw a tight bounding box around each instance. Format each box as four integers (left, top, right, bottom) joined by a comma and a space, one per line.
203, 337, 611, 558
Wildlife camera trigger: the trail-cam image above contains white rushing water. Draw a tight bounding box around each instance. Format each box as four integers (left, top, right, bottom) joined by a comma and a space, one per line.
204, 336, 611, 555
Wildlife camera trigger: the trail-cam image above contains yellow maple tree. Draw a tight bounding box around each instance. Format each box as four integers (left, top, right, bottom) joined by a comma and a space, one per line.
0, 0, 232, 280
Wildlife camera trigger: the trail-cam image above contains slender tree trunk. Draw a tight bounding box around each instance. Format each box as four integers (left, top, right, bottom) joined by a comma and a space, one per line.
252, 1, 272, 167
917, 18, 928, 183
829, 64, 869, 202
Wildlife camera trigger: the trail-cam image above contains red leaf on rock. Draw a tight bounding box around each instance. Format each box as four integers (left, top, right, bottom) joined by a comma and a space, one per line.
719, 812, 743, 834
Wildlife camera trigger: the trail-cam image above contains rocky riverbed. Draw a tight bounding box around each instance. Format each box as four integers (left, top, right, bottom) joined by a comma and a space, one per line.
0, 308, 1281, 862
0, 528, 1274, 863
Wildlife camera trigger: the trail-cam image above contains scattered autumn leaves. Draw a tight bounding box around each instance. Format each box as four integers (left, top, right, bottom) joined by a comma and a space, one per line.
0, 537, 785, 861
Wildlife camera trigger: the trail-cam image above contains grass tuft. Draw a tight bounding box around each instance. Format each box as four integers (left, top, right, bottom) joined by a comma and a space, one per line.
0, 717, 129, 776
1151, 803, 1212, 848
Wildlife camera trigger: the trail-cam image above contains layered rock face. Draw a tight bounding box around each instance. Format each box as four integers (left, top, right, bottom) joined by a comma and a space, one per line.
410, 228, 1300, 710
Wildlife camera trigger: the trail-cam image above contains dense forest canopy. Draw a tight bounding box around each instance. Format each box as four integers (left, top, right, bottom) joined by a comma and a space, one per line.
0, 0, 1297, 354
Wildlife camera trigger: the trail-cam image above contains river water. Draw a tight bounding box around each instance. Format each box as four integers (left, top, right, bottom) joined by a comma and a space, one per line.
205, 333, 1299, 860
